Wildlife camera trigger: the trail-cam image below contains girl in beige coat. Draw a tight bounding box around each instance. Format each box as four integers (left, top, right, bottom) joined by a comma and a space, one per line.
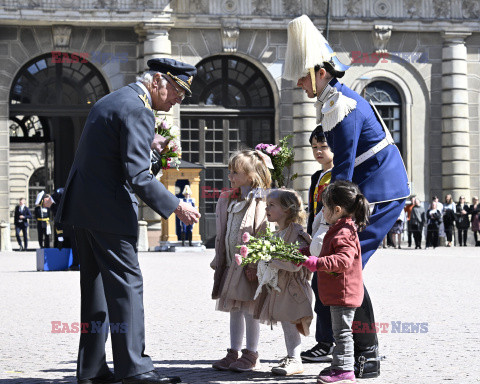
211, 149, 272, 372
254, 189, 313, 376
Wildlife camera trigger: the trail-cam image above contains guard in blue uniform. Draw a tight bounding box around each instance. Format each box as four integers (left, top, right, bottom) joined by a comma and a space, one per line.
284, 15, 410, 379
56, 58, 200, 384
179, 185, 195, 246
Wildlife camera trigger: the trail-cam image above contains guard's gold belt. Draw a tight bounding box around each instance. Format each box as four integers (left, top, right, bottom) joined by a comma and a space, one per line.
37, 218, 50, 222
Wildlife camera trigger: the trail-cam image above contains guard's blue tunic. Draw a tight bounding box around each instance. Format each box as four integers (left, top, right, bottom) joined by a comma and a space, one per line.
324, 79, 410, 267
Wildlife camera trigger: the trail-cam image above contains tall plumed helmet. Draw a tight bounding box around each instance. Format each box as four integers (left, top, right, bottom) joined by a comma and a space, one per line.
35, 191, 45, 206
283, 14, 350, 81
182, 184, 193, 196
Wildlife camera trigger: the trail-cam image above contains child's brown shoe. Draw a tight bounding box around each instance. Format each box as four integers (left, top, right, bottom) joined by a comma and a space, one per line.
229, 349, 260, 372
212, 349, 238, 371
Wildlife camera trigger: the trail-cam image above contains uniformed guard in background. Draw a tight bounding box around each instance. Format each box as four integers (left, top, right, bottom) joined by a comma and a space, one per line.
34, 191, 51, 249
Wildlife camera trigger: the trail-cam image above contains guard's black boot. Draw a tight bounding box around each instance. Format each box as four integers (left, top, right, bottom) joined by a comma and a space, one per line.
187, 232, 192, 246
181, 233, 185, 246
354, 346, 381, 379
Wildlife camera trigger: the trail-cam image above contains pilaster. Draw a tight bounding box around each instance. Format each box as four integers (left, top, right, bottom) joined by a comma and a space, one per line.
441, 31, 471, 200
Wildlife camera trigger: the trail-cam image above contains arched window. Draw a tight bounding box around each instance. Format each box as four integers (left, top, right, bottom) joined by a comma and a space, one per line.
362, 81, 403, 154
9, 52, 109, 142
181, 55, 275, 246
9, 53, 109, 189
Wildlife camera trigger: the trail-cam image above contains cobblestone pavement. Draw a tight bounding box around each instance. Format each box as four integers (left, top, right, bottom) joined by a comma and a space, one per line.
1, 246, 479, 384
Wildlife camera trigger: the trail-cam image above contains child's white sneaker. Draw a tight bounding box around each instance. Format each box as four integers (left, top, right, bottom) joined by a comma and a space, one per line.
271, 356, 304, 376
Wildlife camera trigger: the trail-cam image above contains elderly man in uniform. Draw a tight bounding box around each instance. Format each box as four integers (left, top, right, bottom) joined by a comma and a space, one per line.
283, 16, 410, 383
56, 58, 200, 384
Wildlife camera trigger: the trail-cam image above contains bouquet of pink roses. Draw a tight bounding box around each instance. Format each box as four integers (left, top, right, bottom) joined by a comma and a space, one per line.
234, 228, 308, 267
151, 113, 182, 177
255, 135, 297, 188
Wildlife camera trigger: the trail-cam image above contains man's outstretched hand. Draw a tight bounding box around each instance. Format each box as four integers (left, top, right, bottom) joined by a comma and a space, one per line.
175, 200, 201, 226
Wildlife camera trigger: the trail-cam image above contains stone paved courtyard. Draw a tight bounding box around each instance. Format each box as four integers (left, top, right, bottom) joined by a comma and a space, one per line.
0, 246, 479, 384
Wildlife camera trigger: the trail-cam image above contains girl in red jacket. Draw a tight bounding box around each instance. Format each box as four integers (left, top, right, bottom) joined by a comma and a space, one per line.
303, 180, 370, 384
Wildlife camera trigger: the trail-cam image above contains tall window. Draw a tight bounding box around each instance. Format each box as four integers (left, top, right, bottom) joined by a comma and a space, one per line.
363, 81, 403, 154
182, 55, 275, 246
9, 53, 109, 189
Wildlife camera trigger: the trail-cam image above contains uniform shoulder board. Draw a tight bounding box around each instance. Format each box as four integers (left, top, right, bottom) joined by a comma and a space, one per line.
139, 93, 153, 111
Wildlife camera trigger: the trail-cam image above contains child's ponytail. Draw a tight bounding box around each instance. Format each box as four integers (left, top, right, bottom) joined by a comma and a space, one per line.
322, 180, 370, 231
352, 192, 369, 231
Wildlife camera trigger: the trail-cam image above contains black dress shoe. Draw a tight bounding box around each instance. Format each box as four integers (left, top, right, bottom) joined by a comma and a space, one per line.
122, 370, 181, 384
78, 372, 120, 384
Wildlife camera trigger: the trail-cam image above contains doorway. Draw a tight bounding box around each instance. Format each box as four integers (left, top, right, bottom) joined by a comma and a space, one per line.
181, 55, 275, 247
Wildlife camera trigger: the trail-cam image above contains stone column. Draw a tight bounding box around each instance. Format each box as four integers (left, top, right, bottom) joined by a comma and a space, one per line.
0, 89, 10, 227
142, 25, 172, 68
292, 87, 318, 204
441, 32, 471, 201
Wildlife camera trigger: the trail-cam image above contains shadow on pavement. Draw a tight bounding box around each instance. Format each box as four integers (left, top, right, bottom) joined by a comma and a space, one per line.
152, 361, 318, 382
0, 378, 75, 383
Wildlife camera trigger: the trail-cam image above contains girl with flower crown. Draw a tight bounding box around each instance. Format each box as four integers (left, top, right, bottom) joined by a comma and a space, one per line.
211, 149, 272, 373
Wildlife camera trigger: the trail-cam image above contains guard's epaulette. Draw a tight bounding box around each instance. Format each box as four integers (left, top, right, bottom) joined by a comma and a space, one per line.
315, 86, 357, 132
138, 93, 152, 111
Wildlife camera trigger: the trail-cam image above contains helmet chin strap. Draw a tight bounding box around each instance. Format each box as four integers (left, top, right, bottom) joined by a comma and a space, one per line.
309, 67, 317, 96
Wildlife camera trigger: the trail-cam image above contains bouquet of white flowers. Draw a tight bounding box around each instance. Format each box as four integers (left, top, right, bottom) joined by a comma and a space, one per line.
235, 228, 309, 299
151, 113, 182, 177
234, 228, 308, 267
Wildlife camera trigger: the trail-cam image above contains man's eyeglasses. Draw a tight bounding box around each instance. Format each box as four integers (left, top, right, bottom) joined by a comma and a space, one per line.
164, 75, 185, 101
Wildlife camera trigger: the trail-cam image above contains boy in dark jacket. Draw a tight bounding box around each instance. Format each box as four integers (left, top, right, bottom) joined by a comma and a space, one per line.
302, 125, 335, 363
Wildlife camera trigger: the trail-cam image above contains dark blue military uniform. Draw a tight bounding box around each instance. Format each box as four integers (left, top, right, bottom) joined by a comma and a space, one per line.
323, 78, 409, 375
326, 78, 410, 266
56, 59, 196, 382
35, 205, 50, 249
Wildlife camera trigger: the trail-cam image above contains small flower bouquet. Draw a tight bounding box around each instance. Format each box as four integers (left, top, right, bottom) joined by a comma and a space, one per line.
151, 113, 182, 177
234, 228, 308, 267
255, 135, 298, 188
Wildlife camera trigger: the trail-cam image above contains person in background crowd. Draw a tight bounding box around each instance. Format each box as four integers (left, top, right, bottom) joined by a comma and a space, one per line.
455, 196, 470, 247
442, 194, 456, 247
404, 196, 416, 247
14, 197, 32, 251
470, 196, 480, 246
426, 201, 442, 249
390, 209, 407, 249
34, 191, 50, 249
432, 196, 445, 242
410, 198, 426, 249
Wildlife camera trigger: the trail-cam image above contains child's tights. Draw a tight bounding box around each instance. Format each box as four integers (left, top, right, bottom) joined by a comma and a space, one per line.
230, 310, 260, 352
281, 321, 301, 359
